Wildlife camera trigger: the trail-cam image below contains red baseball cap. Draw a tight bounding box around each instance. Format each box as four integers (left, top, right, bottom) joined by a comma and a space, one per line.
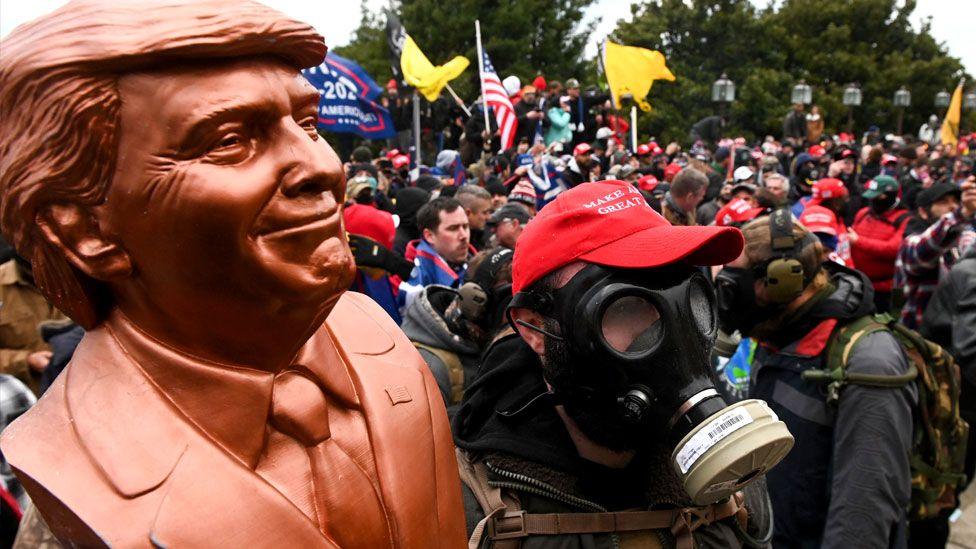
511, 180, 744, 293
637, 174, 659, 192
343, 203, 395, 250
664, 162, 683, 182
573, 143, 592, 156
798, 205, 838, 236
636, 144, 652, 156
881, 153, 898, 165
392, 154, 410, 170
714, 198, 766, 227
811, 177, 848, 203
808, 144, 826, 157
385, 148, 401, 160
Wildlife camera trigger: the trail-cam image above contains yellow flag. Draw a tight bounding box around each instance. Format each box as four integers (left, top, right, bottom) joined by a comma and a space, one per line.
940, 80, 963, 148
400, 35, 469, 102
603, 41, 675, 112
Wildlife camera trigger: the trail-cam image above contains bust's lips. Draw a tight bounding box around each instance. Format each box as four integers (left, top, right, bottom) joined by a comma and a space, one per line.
251, 205, 341, 240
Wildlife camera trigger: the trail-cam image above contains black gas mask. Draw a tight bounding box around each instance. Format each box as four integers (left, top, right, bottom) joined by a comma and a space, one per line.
870, 193, 898, 214
796, 163, 820, 189
509, 264, 793, 504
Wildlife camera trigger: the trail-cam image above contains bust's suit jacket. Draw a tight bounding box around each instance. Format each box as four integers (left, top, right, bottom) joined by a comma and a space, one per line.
0, 292, 466, 548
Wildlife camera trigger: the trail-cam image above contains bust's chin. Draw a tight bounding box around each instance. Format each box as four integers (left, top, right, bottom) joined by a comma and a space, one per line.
250, 233, 356, 306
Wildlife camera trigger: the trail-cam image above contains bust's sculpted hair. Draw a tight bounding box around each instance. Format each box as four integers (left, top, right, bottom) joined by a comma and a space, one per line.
0, 0, 326, 328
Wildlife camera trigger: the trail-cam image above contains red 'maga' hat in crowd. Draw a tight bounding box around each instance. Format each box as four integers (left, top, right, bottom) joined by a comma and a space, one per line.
511, 180, 744, 293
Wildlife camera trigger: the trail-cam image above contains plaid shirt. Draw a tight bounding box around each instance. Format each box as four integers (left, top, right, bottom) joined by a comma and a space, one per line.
895, 209, 976, 329
0, 373, 36, 511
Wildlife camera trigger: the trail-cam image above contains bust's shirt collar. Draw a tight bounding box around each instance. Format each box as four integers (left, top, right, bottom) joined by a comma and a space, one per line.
106, 310, 274, 469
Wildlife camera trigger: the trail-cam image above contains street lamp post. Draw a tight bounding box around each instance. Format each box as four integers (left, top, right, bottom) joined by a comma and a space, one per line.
964, 90, 976, 135
791, 80, 812, 106
842, 83, 862, 133
712, 73, 735, 118
893, 86, 911, 135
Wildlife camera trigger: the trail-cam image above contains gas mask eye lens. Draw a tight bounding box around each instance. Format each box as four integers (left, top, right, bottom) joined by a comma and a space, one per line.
689, 277, 716, 338
601, 295, 662, 354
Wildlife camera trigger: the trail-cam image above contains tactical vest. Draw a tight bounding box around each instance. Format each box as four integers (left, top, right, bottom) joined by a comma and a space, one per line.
749, 319, 838, 545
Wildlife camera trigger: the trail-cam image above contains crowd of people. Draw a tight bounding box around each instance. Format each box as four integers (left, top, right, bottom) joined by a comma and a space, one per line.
333, 84, 976, 548
3, 66, 976, 549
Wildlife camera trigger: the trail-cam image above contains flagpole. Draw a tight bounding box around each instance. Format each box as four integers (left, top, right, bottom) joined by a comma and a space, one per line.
413, 90, 422, 167
445, 84, 472, 117
630, 105, 638, 152
475, 19, 492, 150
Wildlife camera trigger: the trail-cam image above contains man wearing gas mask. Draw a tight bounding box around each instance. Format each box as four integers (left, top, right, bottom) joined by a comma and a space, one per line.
716, 210, 915, 548
789, 152, 821, 215
454, 180, 793, 548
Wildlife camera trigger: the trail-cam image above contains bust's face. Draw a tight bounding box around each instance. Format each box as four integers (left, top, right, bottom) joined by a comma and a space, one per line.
103, 57, 353, 317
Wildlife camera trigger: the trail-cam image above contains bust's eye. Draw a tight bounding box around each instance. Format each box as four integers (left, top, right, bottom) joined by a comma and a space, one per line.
298, 116, 319, 140
204, 129, 251, 163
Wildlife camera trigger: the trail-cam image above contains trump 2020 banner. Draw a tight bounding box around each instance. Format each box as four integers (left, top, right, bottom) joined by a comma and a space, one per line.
302, 54, 396, 140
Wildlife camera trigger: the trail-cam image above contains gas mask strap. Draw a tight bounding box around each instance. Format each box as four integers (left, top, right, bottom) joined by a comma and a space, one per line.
506, 290, 565, 341
514, 319, 565, 341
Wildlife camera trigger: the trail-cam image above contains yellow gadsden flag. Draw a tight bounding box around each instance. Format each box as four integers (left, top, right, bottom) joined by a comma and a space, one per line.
400, 35, 469, 102
941, 80, 964, 149
603, 41, 675, 111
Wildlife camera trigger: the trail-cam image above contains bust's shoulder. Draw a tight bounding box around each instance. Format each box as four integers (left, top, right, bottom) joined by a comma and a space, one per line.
324, 292, 422, 368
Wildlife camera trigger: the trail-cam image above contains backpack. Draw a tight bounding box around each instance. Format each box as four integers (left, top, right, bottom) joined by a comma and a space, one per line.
801, 313, 969, 520
412, 341, 465, 405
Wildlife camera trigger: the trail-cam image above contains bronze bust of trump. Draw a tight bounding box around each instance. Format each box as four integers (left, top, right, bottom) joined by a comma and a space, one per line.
0, 1, 465, 546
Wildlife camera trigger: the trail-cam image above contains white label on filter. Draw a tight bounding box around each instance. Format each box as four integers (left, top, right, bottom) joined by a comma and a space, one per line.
676, 408, 754, 474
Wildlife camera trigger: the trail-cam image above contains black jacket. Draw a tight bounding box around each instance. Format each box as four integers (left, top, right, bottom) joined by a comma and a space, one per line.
922, 247, 976, 384
454, 335, 772, 548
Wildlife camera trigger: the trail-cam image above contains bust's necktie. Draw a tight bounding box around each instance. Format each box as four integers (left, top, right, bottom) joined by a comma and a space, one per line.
267, 370, 391, 547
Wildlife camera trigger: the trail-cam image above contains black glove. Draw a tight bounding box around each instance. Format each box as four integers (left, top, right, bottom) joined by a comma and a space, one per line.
348, 233, 414, 279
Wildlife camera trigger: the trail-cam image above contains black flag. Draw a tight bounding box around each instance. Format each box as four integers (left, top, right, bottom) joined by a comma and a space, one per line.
385, 10, 407, 87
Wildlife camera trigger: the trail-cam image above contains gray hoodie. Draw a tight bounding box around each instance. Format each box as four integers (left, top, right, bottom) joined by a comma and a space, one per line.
400, 285, 482, 418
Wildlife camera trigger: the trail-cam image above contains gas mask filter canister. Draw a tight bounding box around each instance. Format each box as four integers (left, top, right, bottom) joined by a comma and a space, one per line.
509, 264, 793, 505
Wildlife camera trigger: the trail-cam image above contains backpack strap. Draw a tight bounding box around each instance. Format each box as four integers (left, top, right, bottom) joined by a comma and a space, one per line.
413, 342, 465, 404
802, 314, 918, 404
456, 449, 523, 549
487, 494, 745, 549
456, 450, 747, 549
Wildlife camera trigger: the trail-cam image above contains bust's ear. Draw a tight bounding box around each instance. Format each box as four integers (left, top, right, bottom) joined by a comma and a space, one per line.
35, 202, 132, 281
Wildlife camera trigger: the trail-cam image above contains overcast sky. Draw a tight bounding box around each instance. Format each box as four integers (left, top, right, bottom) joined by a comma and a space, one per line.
1, 0, 972, 74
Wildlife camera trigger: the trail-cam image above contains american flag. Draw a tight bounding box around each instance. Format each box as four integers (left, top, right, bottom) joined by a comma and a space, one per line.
480, 51, 517, 150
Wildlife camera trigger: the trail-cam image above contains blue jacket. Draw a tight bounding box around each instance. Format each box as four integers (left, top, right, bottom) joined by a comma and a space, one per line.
400, 239, 467, 311
350, 271, 401, 324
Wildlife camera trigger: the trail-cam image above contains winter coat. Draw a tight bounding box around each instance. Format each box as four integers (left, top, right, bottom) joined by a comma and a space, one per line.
399, 239, 469, 311
514, 98, 543, 144
662, 193, 696, 226
750, 264, 915, 549
401, 285, 482, 418
545, 106, 572, 146
453, 334, 773, 549
850, 206, 911, 292
783, 110, 807, 141
561, 158, 591, 189
895, 209, 976, 329
922, 247, 976, 385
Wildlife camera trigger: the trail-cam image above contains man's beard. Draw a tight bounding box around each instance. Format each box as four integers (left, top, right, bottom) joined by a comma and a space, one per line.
540, 319, 667, 454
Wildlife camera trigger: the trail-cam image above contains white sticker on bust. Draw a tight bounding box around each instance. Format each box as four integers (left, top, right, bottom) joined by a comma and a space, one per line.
676, 407, 754, 474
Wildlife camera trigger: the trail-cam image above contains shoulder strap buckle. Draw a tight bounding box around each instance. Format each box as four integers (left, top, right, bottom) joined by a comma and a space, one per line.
489, 510, 528, 540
